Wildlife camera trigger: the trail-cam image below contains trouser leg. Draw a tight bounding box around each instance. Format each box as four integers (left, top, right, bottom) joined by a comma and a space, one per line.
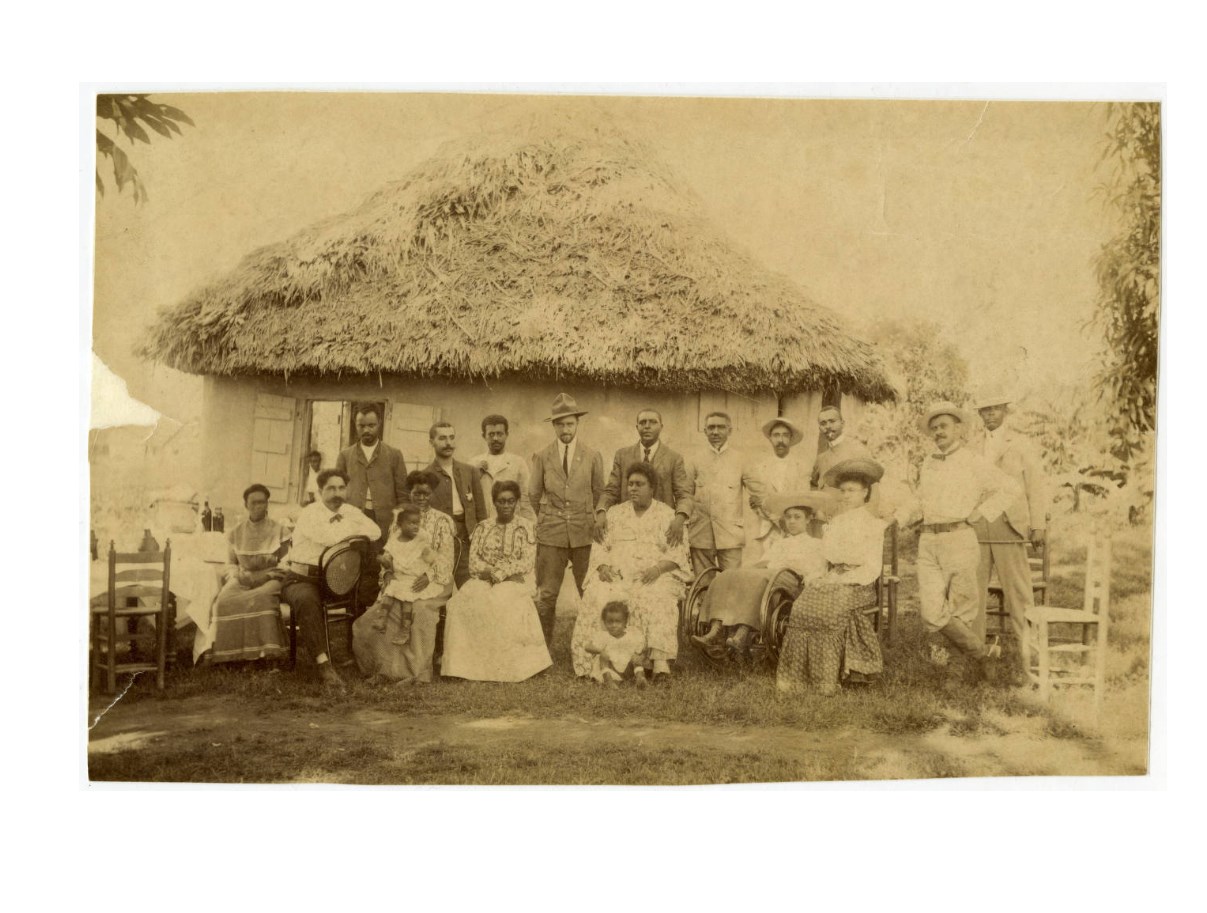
281, 579, 328, 666
690, 547, 716, 576
569, 545, 591, 597
452, 518, 471, 588
716, 548, 743, 571
916, 533, 950, 633
945, 529, 986, 643
991, 539, 1035, 648
535, 544, 568, 646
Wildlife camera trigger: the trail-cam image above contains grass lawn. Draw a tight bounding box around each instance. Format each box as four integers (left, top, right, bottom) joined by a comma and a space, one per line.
87, 514, 1152, 785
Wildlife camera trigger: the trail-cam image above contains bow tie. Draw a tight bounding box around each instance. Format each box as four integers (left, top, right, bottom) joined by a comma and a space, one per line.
931, 453, 948, 461
329, 513, 343, 523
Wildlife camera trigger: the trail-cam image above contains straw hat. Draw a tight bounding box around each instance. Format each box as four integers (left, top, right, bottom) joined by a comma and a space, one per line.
764, 489, 841, 519
544, 392, 588, 422
760, 416, 805, 447
822, 457, 885, 490
919, 400, 970, 433
973, 387, 1014, 410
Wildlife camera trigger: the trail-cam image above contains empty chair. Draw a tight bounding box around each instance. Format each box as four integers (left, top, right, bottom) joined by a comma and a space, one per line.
90, 541, 173, 693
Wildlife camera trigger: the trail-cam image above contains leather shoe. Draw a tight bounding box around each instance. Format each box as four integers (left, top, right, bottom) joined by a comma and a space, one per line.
318, 663, 347, 694
652, 671, 671, 686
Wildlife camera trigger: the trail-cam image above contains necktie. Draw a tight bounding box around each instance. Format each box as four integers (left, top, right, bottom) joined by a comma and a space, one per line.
330, 513, 343, 523
562, 446, 568, 476
931, 453, 947, 462
643, 446, 651, 463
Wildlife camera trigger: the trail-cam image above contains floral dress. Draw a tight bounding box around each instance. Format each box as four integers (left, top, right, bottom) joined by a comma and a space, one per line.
777, 506, 886, 693
352, 507, 455, 682
570, 500, 690, 676
440, 516, 552, 682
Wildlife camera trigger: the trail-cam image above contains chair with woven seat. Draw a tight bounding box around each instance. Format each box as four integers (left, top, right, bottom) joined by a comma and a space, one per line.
1024, 535, 1111, 710
288, 535, 372, 667
90, 541, 173, 693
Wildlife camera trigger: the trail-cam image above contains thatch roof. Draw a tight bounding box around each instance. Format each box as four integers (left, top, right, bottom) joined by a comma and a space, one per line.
140, 112, 896, 401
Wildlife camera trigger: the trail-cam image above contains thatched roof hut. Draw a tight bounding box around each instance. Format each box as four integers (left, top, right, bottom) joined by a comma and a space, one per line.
140, 113, 895, 515
141, 115, 894, 401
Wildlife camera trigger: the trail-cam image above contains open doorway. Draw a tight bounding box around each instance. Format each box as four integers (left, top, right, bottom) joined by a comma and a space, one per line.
301, 400, 386, 504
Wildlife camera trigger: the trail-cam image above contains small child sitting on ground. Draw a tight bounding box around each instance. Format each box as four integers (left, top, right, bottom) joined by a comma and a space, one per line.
370, 505, 437, 646
585, 601, 647, 687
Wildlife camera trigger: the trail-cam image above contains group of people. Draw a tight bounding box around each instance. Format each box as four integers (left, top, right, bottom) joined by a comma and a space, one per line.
207, 386, 1047, 696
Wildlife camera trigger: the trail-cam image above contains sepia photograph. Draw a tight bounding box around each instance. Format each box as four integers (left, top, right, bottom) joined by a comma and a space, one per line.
86, 90, 1160, 785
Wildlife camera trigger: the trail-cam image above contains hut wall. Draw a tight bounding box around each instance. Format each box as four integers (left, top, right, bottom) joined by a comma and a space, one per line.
201, 375, 788, 520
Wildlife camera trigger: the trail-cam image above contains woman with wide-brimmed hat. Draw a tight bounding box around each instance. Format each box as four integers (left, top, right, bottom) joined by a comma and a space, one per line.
776, 458, 888, 696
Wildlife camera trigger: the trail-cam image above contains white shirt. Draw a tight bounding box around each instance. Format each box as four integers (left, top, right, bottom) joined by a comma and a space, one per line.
637, 440, 660, 462
286, 500, 381, 566
982, 424, 1007, 464
559, 439, 577, 473
916, 444, 1019, 525
360, 441, 380, 508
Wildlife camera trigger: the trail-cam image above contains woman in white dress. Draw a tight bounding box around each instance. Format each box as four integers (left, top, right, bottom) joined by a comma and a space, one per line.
440, 480, 552, 682
570, 462, 690, 684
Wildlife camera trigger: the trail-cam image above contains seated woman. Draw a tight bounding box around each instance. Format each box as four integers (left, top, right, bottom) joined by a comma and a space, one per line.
691, 491, 835, 658
777, 458, 888, 696
570, 462, 689, 684
208, 483, 290, 664
352, 470, 455, 684
440, 480, 552, 682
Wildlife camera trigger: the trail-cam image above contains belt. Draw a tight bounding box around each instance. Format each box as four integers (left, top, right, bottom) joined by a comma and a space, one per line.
921, 521, 969, 534
289, 562, 321, 577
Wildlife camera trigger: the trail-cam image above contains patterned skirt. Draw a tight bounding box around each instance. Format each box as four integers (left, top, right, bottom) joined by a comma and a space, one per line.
776, 583, 881, 693
210, 577, 287, 664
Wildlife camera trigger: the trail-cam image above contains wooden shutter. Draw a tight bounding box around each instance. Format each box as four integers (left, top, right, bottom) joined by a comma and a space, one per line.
386, 401, 441, 473
250, 392, 296, 503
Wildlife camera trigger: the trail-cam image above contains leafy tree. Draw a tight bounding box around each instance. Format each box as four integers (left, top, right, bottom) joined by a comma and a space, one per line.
1090, 102, 1160, 450
855, 317, 971, 484
96, 94, 194, 203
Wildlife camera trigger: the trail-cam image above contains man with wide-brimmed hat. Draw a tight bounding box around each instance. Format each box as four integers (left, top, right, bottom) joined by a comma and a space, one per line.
529, 393, 606, 649
747, 417, 813, 557
910, 401, 1019, 686
970, 388, 1049, 656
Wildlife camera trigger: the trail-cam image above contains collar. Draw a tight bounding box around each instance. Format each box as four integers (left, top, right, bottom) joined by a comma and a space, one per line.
638, 440, 660, 458
710, 442, 729, 455
931, 443, 964, 461
827, 434, 846, 448
360, 440, 379, 460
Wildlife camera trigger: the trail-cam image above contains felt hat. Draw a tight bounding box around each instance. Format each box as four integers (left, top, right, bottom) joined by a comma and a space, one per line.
920, 401, 971, 433
764, 489, 841, 520
822, 457, 885, 490
545, 392, 588, 422
973, 388, 1014, 410
760, 416, 805, 447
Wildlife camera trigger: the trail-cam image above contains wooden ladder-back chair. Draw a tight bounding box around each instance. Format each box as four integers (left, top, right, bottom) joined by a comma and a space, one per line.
288, 536, 371, 667
90, 541, 173, 693
987, 537, 1051, 636
867, 520, 900, 645
1024, 535, 1111, 711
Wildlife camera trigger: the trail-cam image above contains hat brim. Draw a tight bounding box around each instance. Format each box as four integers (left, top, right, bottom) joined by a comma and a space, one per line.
764, 489, 841, 519
919, 406, 970, 433
761, 418, 805, 447
973, 398, 1012, 411
822, 458, 885, 489
544, 411, 588, 422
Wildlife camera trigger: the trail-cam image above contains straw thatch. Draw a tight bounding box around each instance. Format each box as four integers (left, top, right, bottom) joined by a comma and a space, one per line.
140, 112, 895, 401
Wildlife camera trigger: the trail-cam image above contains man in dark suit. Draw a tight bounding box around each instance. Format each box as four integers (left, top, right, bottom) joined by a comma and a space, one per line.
594, 407, 693, 546
335, 404, 409, 543
336, 404, 408, 604
424, 420, 488, 588
529, 393, 605, 648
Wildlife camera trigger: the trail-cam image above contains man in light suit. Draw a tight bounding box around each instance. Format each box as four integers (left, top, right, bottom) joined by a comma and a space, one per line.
594, 407, 692, 547
423, 421, 489, 588
970, 389, 1049, 656
530, 393, 606, 648
747, 417, 813, 557
686, 411, 756, 575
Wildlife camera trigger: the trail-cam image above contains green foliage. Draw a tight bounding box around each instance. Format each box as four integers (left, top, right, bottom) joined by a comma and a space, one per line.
95, 94, 194, 203
1090, 102, 1160, 446
856, 318, 971, 483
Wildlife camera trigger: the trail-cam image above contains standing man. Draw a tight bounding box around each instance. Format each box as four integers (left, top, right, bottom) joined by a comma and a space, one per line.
280, 468, 382, 693
911, 402, 1019, 687
686, 411, 755, 575
593, 407, 692, 546
530, 393, 605, 648
970, 389, 1049, 653
809, 404, 883, 525
471, 413, 535, 522
747, 417, 813, 557
424, 421, 488, 588
336, 404, 408, 545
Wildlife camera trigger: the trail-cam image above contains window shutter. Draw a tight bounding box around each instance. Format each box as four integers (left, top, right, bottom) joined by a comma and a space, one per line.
250, 393, 296, 503
386, 401, 441, 472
